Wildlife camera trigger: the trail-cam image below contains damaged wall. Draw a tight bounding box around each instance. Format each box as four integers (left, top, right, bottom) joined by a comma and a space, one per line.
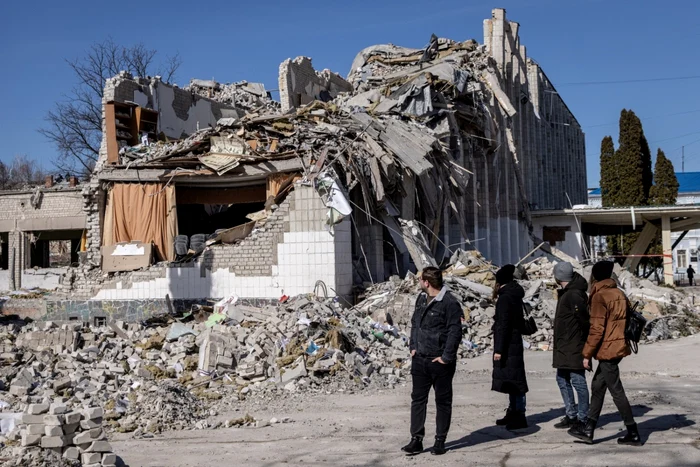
0, 188, 85, 291
97, 73, 243, 170
279, 57, 353, 112
78, 185, 352, 300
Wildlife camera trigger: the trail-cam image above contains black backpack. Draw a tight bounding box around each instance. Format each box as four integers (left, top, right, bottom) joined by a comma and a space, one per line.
624, 299, 647, 354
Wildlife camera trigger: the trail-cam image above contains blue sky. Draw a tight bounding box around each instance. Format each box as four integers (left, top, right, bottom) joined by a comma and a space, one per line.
1, 0, 699, 187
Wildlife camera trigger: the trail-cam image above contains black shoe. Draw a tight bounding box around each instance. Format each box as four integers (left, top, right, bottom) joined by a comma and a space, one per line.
617, 423, 642, 446
505, 411, 528, 430
496, 409, 513, 426
554, 416, 577, 429
401, 437, 423, 454
568, 418, 597, 444
430, 439, 446, 455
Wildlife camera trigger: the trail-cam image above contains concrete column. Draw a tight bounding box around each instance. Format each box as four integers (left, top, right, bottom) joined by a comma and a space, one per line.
662, 215, 674, 286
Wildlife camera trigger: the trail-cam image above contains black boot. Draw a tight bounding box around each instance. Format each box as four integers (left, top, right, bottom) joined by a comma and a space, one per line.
430, 439, 446, 456
568, 418, 596, 444
505, 411, 528, 430
554, 416, 577, 429
496, 409, 513, 426
401, 437, 423, 454
617, 423, 642, 446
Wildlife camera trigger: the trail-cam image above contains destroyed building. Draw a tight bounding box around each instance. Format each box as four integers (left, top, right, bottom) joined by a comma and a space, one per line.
3, 9, 587, 313
0, 176, 86, 292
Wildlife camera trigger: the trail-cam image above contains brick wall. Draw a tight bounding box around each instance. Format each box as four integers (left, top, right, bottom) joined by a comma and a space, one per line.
0, 190, 83, 221
84, 184, 353, 301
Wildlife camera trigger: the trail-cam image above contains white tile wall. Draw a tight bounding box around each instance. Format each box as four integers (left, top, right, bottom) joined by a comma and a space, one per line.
91, 214, 353, 300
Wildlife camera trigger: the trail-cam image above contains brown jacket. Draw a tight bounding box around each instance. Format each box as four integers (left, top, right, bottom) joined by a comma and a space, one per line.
582, 278, 630, 360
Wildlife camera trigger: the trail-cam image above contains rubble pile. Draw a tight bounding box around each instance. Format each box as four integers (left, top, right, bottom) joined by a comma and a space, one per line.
186, 79, 280, 113
2, 254, 699, 449
0, 296, 414, 441
2, 403, 116, 467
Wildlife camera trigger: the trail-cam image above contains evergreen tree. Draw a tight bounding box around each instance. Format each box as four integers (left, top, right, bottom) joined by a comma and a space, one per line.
600, 136, 617, 206
615, 110, 647, 206
650, 149, 679, 205
603, 110, 655, 259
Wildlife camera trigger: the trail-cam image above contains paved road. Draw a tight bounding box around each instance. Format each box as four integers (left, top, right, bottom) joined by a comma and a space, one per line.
113, 334, 700, 466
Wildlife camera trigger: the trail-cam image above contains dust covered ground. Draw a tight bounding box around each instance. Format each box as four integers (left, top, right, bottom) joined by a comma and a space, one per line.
113, 334, 700, 467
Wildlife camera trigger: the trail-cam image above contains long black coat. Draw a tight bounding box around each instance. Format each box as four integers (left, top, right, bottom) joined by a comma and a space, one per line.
491, 281, 529, 394
553, 272, 590, 370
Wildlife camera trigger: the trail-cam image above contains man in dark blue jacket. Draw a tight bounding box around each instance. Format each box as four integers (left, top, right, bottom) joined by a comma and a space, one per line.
402, 267, 463, 456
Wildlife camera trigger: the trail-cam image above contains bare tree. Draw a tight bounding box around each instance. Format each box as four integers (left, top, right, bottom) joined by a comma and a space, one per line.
0, 155, 47, 190
39, 38, 181, 177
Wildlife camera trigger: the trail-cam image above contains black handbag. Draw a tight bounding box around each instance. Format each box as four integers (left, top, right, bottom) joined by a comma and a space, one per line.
624, 299, 646, 354
520, 303, 538, 336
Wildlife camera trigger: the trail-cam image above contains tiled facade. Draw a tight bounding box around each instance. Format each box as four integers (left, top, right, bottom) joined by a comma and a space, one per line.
88, 185, 353, 301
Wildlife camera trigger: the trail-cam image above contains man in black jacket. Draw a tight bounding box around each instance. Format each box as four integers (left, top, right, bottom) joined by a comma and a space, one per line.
402, 267, 463, 456
552, 262, 590, 429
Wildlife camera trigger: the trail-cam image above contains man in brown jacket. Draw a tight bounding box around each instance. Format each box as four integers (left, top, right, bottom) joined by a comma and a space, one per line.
568, 261, 641, 446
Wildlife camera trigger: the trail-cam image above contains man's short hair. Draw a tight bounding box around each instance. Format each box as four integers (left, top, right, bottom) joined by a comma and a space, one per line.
421, 267, 443, 289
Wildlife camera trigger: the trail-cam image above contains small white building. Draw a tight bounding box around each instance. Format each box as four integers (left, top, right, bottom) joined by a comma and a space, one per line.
588, 172, 700, 281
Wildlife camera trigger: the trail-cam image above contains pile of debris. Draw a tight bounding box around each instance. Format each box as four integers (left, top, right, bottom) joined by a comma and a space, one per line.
186, 79, 279, 114
2, 403, 116, 467
0, 294, 413, 441
2, 253, 699, 447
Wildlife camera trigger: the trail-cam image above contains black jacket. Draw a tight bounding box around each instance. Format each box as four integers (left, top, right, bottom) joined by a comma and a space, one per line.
491, 281, 528, 394
553, 272, 590, 370
409, 288, 463, 363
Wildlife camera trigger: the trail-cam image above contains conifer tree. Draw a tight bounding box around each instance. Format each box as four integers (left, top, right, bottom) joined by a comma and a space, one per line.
600, 136, 617, 207
650, 149, 679, 205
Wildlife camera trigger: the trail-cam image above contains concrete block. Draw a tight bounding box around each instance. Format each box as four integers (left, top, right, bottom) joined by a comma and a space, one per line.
84, 407, 104, 420
41, 436, 66, 448
21, 414, 45, 424
102, 453, 117, 465
53, 377, 72, 391
80, 418, 102, 430
43, 415, 64, 426
73, 428, 102, 444
64, 411, 82, 424
50, 404, 68, 415
85, 440, 112, 452
21, 433, 41, 447
63, 446, 80, 460
27, 403, 50, 415
25, 424, 45, 435
82, 452, 102, 464
45, 425, 64, 436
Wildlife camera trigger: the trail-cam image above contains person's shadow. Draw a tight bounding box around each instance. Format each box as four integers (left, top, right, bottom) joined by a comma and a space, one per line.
594, 412, 695, 445
444, 409, 561, 452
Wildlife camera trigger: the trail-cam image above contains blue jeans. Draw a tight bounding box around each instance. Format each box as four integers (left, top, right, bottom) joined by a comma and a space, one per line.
556, 369, 589, 421
508, 392, 526, 413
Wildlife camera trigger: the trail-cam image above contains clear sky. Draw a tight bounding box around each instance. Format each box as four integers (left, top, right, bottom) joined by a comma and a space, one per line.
1, 0, 699, 187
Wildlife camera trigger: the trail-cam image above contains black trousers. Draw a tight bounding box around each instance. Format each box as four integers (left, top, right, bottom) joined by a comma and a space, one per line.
410, 355, 456, 441
588, 358, 635, 426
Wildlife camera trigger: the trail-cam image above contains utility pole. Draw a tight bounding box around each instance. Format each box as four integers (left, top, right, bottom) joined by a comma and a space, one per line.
682, 146, 685, 173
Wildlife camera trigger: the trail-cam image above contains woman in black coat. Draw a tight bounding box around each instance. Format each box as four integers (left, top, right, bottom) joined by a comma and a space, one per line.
491, 264, 529, 430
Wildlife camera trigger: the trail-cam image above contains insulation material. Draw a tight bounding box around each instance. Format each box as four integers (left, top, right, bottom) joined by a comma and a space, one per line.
316, 174, 352, 225
108, 183, 178, 262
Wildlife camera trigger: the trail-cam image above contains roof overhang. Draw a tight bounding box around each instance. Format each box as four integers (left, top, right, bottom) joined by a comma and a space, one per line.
533, 205, 700, 235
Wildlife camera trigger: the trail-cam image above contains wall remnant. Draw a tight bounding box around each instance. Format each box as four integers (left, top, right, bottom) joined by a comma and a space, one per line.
278, 57, 353, 112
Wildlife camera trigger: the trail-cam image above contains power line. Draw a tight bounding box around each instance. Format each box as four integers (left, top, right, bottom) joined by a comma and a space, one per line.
583, 109, 700, 129
650, 131, 700, 144
560, 75, 700, 86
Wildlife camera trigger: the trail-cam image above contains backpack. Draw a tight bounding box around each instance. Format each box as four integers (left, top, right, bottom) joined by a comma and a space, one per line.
624, 299, 647, 354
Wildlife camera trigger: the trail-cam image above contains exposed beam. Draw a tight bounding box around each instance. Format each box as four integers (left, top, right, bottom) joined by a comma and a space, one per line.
622, 222, 659, 271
